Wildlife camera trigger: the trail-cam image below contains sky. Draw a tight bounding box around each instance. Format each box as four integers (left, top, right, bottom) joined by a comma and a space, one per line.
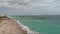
0, 0, 60, 15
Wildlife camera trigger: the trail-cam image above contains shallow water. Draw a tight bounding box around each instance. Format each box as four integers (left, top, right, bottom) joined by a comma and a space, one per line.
12, 15, 60, 34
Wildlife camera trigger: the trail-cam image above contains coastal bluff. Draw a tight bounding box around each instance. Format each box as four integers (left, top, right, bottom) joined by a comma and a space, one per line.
0, 15, 39, 34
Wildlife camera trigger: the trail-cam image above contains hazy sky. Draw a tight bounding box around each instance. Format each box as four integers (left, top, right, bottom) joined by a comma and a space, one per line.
0, 0, 60, 15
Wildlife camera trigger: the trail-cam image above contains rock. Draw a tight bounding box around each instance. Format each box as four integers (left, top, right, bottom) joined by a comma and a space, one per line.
0, 15, 39, 34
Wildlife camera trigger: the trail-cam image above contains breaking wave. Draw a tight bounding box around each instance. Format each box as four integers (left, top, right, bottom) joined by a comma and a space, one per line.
15, 20, 39, 34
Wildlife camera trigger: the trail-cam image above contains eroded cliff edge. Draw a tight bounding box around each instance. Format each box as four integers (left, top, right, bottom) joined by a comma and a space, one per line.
0, 15, 39, 34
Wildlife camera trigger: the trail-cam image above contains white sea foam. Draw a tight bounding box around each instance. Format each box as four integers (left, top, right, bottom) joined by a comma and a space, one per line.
15, 20, 39, 34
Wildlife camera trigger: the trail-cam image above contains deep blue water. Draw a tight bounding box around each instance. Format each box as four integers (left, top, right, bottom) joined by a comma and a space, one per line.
12, 15, 60, 34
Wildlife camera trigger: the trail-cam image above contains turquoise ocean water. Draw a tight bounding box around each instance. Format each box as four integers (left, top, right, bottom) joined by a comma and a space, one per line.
12, 15, 60, 34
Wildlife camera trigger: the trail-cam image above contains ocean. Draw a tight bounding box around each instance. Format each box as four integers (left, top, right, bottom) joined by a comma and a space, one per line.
11, 15, 60, 34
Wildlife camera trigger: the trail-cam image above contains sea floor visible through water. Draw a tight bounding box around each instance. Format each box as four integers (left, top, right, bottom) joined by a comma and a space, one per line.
12, 15, 60, 34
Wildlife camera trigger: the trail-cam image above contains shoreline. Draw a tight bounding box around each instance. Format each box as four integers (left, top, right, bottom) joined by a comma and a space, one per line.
0, 15, 39, 34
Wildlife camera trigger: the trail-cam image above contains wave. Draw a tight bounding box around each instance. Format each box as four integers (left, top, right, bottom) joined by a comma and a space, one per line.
15, 20, 39, 34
